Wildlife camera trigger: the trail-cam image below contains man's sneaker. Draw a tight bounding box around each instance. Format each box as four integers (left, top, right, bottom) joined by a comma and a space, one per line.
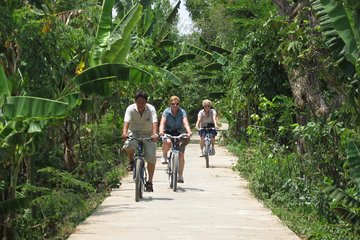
199, 149, 205, 157
145, 181, 153, 192
127, 161, 134, 171
161, 156, 168, 164
210, 147, 215, 155
177, 176, 184, 183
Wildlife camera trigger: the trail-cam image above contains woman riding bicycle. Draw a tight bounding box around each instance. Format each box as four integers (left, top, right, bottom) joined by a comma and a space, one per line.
159, 96, 192, 183
195, 99, 218, 157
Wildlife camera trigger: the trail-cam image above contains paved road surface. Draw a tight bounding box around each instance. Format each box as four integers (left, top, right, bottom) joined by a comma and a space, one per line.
68, 133, 300, 240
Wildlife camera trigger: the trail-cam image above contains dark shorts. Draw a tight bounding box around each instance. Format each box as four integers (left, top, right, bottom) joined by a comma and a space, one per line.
199, 129, 217, 138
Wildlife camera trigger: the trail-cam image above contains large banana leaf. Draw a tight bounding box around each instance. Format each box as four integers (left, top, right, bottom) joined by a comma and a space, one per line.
208, 45, 231, 55
333, 207, 360, 226
157, 67, 182, 85
347, 139, 360, 189
0, 197, 32, 216
167, 54, 196, 70
323, 185, 360, 208
158, 0, 181, 40
311, 0, 358, 77
57, 92, 81, 109
204, 62, 223, 71
89, 0, 115, 66
318, 0, 360, 64
139, 7, 155, 37
187, 44, 213, 60
159, 39, 176, 47
101, 4, 142, 63
72, 63, 152, 95
211, 52, 229, 65
3, 96, 69, 120
0, 65, 12, 105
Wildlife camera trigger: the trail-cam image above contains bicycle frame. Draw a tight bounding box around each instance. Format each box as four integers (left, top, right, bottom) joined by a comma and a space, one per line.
163, 133, 187, 191
200, 127, 215, 168
128, 137, 151, 202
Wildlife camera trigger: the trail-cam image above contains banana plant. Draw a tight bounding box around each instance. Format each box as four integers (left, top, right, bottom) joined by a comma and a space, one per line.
311, 0, 360, 78
0, 65, 71, 219
311, 0, 360, 129
323, 139, 360, 226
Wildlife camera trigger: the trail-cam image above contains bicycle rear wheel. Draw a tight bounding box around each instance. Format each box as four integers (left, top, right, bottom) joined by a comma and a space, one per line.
204, 140, 210, 168
172, 153, 179, 191
135, 158, 143, 202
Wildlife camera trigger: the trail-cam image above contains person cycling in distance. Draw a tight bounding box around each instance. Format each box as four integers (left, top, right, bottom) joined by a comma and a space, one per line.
195, 99, 218, 157
159, 96, 192, 183
121, 91, 159, 192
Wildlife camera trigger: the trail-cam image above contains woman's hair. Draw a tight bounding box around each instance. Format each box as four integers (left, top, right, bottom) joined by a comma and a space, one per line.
169, 96, 180, 105
202, 99, 212, 107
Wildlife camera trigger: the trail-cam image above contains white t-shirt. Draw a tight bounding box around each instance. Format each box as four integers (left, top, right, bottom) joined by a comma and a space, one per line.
124, 103, 157, 135
198, 109, 217, 127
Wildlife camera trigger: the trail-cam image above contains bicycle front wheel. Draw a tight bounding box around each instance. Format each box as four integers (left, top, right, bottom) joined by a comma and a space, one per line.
204, 140, 210, 168
172, 153, 179, 192
135, 158, 143, 202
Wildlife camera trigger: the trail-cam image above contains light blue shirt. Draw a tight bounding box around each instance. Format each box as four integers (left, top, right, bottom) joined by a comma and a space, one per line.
162, 107, 187, 133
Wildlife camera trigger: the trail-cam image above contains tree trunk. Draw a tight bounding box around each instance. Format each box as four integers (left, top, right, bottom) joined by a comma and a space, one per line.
288, 67, 329, 118
60, 120, 77, 171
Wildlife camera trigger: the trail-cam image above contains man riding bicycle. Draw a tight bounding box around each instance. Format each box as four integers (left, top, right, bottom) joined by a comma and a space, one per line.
121, 91, 159, 192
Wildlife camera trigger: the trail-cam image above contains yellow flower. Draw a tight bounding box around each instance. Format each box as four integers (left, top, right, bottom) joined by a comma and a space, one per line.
75, 60, 85, 75
42, 21, 51, 33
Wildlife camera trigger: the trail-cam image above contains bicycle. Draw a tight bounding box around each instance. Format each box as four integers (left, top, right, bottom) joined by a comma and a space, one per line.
128, 136, 152, 202
163, 133, 188, 192
200, 127, 216, 168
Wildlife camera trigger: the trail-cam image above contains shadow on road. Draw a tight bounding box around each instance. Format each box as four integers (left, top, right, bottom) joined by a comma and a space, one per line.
174, 187, 205, 193
141, 197, 174, 201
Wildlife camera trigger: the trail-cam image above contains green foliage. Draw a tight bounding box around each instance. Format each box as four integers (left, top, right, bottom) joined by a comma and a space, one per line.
12, 191, 92, 239
230, 138, 360, 239
104, 166, 124, 188
37, 167, 95, 194
322, 139, 360, 226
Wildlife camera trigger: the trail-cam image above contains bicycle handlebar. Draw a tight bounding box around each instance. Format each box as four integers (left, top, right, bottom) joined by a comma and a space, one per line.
162, 133, 189, 139
127, 136, 153, 142
199, 127, 217, 131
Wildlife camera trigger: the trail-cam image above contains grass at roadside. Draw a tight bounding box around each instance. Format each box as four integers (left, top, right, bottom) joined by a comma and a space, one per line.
227, 142, 360, 240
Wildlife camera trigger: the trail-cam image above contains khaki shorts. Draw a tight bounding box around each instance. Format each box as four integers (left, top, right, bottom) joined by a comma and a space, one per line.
123, 133, 157, 164
162, 137, 190, 153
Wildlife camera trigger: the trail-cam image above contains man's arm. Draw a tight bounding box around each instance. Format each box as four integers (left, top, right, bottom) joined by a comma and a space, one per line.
122, 122, 130, 140
151, 122, 159, 141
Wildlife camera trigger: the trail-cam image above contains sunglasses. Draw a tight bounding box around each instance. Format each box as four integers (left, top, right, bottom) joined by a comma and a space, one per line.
204, 105, 211, 107
171, 103, 179, 106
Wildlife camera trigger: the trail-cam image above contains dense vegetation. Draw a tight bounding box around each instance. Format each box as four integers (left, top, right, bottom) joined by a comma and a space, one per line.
1, 0, 360, 239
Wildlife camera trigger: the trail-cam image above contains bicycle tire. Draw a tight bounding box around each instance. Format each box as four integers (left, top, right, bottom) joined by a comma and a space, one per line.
135, 158, 142, 202
205, 139, 210, 168
168, 160, 173, 188
172, 153, 179, 191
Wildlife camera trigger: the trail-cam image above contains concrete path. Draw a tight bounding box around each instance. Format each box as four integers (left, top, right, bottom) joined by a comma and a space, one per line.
68, 135, 300, 240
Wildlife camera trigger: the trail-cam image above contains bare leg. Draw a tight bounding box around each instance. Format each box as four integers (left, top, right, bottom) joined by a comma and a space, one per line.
211, 137, 216, 147
200, 137, 204, 151
162, 139, 171, 158
147, 162, 155, 182
126, 149, 135, 162
179, 152, 185, 176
